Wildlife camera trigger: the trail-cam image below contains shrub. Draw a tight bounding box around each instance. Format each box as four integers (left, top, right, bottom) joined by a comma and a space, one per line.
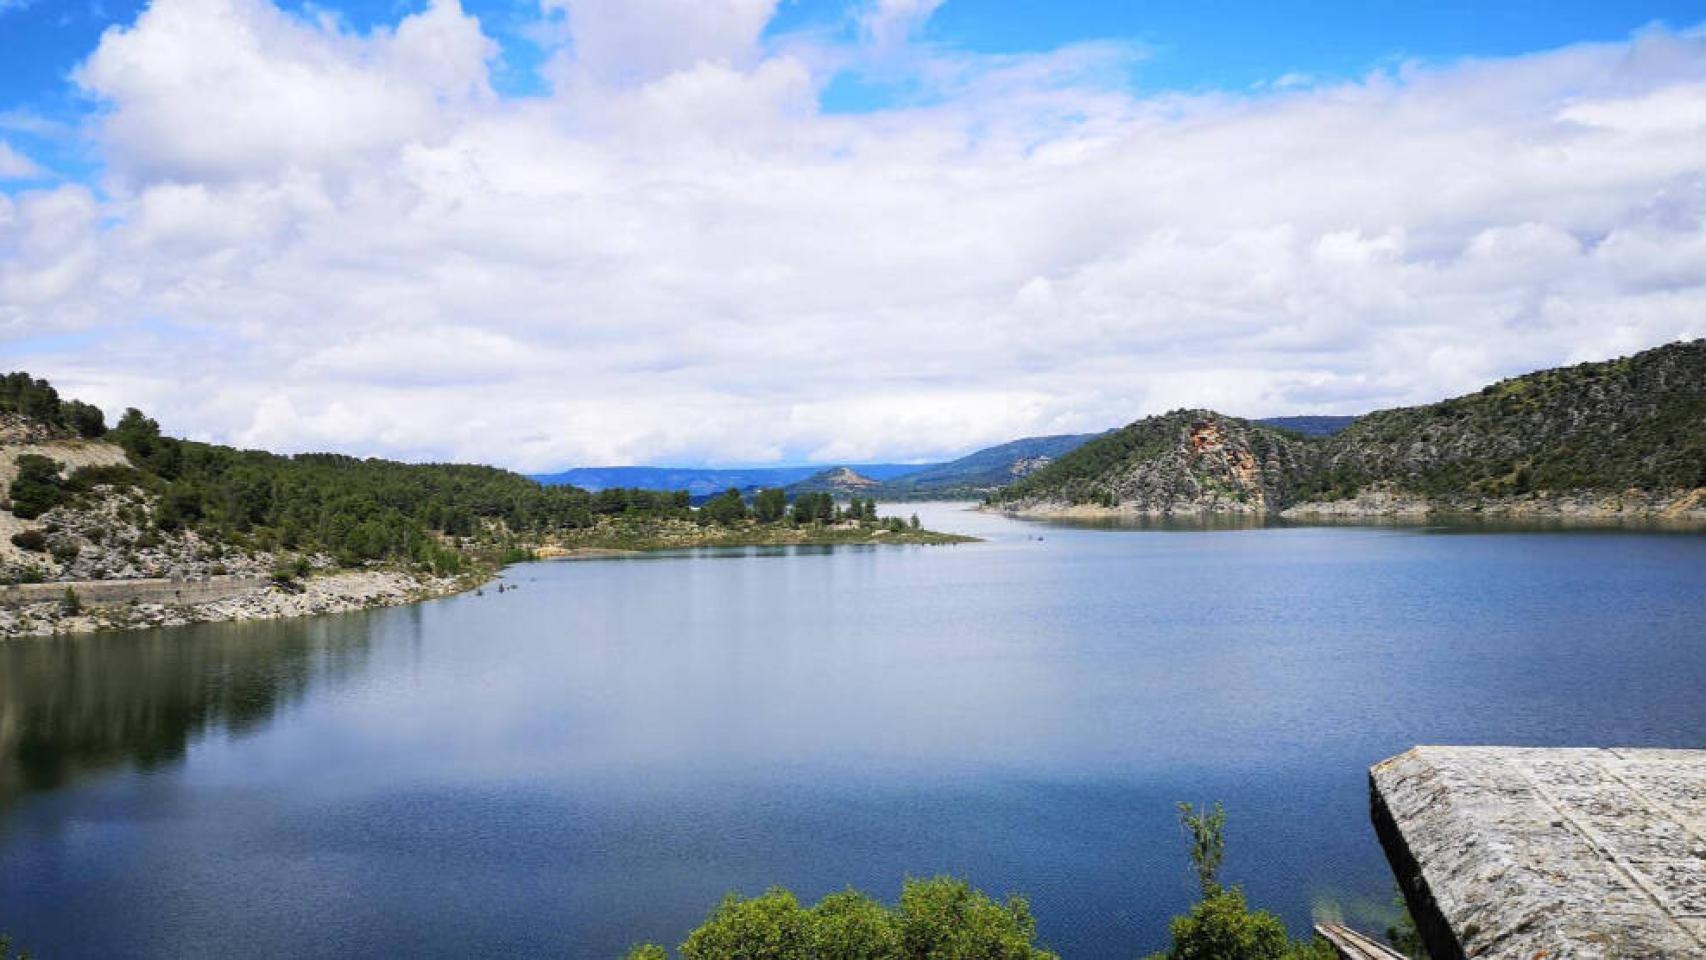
1146, 804, 1336, 960
639, 878, 1056, 960
9, 530, 46, 553
7, 454, 64, 519
61, 586, 82, 615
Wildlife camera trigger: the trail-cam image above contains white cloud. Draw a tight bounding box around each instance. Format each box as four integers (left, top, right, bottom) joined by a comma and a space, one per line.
0, 141, 43, 180
541, 0, 778, 90
8, 2, 1706, 470
74, 0, 495, 184
860, 0, 944, 52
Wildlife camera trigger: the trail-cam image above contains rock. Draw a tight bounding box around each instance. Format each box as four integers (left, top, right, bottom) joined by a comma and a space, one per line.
1371, 746, 1706, 959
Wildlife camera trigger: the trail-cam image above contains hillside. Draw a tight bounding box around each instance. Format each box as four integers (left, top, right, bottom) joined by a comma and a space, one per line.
1256, 416, 1358, 437
1, 376, 967, 637
786, 466, 883, 495
995, 411, 1319, 515
993, 340, 1706, 522
875, 433, 1101, 499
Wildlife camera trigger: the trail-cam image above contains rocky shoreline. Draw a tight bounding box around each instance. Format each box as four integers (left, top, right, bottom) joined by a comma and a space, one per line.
991, 486, 1706, 527
0, 568, 482, 640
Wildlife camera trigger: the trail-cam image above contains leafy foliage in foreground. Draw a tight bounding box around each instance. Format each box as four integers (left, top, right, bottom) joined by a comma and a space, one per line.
624, 802, 1363, 960
625, 877, 1058, 960
1143, 802, 1336, 960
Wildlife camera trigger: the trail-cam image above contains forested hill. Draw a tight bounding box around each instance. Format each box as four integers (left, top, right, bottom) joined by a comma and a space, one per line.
3, 377, 682, 576
1301, 339, 1706, 501
2, 377, 958, 588
992, 339, 1706, 517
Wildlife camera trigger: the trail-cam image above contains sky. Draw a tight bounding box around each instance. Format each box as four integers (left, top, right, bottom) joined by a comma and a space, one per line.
3, 1, 1706, 470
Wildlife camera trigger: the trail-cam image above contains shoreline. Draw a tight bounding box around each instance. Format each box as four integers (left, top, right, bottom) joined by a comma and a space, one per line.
0, 527, 979, 640
0, 567, 486, 640
986, 487, 1706, 529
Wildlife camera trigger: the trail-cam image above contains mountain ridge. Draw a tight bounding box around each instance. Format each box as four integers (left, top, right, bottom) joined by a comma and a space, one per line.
992, 340, 1706, 523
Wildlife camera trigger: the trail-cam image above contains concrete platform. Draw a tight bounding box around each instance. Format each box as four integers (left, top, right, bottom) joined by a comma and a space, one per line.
1371, 746, 1706, 959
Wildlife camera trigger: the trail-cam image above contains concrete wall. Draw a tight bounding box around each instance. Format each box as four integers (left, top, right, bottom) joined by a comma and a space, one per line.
0, 576, 269, 606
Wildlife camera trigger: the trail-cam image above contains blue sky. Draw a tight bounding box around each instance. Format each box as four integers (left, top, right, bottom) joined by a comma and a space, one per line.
4, 0, 1706, 468
7, 1, 1706, 122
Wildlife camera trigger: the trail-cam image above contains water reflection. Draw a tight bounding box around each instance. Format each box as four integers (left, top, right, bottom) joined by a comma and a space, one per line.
0, 615, 375, 808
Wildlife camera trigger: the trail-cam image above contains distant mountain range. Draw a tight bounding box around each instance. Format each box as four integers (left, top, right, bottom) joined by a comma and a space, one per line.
535, 418, 1359, 501
992, 339, 1705, 521
532, 463, 923, 496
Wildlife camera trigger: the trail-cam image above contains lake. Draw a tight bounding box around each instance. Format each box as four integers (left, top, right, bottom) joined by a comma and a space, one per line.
2, 504, 1704, 958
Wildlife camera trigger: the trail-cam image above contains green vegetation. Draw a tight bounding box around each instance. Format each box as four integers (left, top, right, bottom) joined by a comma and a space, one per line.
1146, 803, 1335, 960
619, 803, 1356, 960
1383, 888, 1425, 959
993, 340, 1706, 511
995, 415, 1178, 506
8, 529, 47, 553
7, 454, 66, 519
0, 372, 106, 437
623, 877, 1058, 960
0, 932, 32, 960
1297, 339, 1706, 500
4, 375, 968, 578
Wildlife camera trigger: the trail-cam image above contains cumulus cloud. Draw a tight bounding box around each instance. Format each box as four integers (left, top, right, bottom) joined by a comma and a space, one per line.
7, 1, 1706, 470
74, 0, 495, 183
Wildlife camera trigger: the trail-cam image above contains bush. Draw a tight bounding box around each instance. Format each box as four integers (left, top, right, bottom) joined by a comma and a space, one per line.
637, 877, 1057, 960
61, 586, 82, 615
8, 454, 64, 519
1146, 804, 1336, 960
9, 530, 46, 553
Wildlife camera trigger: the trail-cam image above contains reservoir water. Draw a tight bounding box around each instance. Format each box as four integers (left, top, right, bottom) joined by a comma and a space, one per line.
2, 504, 1703, 957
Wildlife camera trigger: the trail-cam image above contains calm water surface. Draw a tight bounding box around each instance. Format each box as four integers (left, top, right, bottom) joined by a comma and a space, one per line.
2, 505, 1704, 958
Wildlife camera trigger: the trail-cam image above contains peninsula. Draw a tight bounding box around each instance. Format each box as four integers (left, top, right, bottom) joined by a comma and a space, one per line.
0, 376, 968, 639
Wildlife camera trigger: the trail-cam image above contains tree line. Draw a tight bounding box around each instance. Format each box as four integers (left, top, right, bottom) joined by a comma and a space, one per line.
4, 373, 914, 571
0, 372, 107, 438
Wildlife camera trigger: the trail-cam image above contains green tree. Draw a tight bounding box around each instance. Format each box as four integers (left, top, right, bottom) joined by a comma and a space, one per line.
8, 454, 64, 519
1155, 888, 1293, 960
1178, 801, 1225, 896
754, 488, 788, 523
896, 877, 1054, 960
701, 488, 750, 526
681, 888, 815, 960
0, 930, 34, 960
64, 399, 106, 437
645, 878, 1055, 960
1149, 804, 1335, 960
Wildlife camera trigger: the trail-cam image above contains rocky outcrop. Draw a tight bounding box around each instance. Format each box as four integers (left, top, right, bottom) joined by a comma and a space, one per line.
0, 569, 476, 639
996, 410, 1319, 517
992, 340, 1706, 523
788, 466, 882, 494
